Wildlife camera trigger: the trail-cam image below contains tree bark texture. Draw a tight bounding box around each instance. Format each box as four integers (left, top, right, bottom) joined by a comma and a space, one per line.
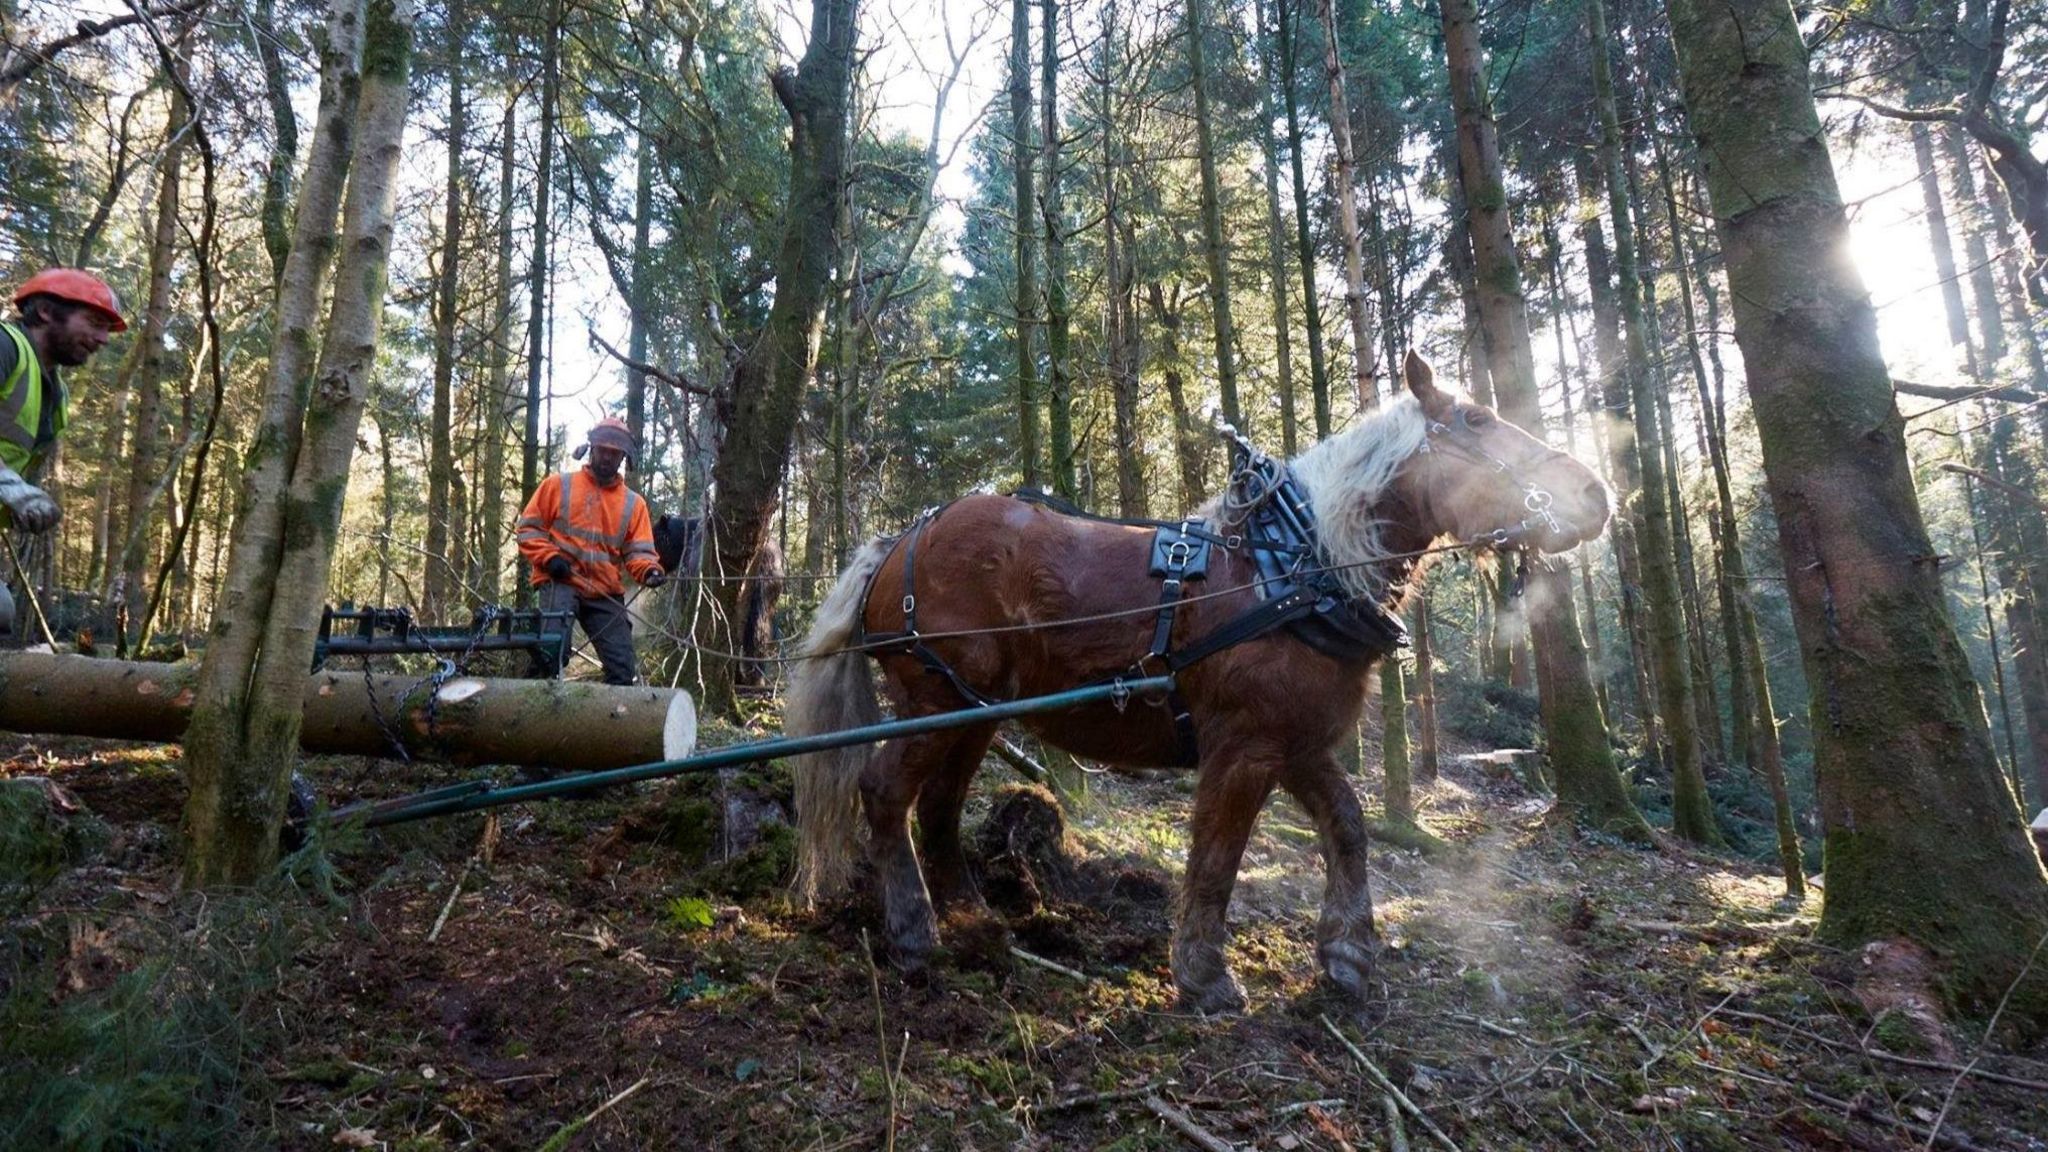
1667, 0, 2048, 1012
1254, 0, 1298, 457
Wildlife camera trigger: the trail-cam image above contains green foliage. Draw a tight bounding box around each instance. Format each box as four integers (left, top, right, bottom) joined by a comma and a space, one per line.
0, 781, 108, 909
665, 894, 716, 932
0, 892, 313, 1151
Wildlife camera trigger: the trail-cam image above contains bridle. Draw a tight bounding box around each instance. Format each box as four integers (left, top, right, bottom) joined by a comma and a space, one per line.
1415, 404, 1578, 552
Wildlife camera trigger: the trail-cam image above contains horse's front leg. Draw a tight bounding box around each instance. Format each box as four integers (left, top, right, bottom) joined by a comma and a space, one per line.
1172, 751, 1278, 1014
860, 733, 943, 969
1279, 752, 1379, 1001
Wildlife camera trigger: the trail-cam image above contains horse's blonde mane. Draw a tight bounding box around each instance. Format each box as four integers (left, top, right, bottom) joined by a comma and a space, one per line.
1279, 393, 1434, 603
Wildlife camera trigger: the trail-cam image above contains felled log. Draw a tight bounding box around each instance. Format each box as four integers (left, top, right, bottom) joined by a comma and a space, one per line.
0, 651, 696, 772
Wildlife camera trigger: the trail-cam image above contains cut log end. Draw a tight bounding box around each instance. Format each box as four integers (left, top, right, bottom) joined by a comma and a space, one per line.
436, 677, 488, 705
664, 691, 697, 761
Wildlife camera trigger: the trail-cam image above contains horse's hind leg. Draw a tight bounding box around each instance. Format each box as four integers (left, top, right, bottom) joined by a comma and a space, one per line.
861, 726, 979, 969
914, 722, 999, 916
1173, 750, 1279, 1014
1279, 752, 1379, 1001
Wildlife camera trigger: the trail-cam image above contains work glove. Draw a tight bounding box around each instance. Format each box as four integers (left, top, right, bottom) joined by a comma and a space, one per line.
639, 568, 667, 589
0, 467, 59, 533
544, 555, 573, 582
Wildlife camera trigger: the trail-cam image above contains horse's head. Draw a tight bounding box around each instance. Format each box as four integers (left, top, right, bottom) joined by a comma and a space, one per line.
1402, 351, 1611, 553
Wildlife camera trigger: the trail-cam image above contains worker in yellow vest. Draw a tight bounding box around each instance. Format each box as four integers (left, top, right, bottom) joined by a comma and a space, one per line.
1, 269, 126, 631
1, 269, 125, 529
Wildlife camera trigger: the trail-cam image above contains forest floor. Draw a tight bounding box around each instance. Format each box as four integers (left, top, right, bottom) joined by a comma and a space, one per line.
3, 710, 2047, 1151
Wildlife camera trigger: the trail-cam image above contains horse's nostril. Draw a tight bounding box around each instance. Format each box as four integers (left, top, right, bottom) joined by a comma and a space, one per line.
1585, 480, 1612, 517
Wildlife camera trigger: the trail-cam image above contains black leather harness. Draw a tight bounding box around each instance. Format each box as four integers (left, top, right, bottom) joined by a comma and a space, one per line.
855, 438, 1413, 768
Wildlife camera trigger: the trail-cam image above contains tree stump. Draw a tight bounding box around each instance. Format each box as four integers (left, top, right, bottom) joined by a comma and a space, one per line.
973, 783, 1079, 915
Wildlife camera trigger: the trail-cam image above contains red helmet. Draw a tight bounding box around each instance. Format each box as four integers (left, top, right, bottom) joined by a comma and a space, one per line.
13, 268, 128, 332
589, 416, 635, 457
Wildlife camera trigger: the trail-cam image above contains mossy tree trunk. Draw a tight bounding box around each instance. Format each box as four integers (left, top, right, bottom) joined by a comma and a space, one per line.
1381, 659, 1412, 823
1414, 593, 1440, 782
1667, 0, 2048, 1014
1441, 0, 1649, 841
688, 0, 859, 717
181, 0, 416, 887
1187, 0, 1240, 428
1589, 0, 1719, 845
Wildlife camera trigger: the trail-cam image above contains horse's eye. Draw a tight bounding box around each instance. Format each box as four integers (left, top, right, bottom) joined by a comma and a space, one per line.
1466, 408, 1493, 427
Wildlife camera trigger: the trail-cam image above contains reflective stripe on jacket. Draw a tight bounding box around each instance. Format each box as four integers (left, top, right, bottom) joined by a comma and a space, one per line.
516, 467, 661, 598
0, 322, 64, 475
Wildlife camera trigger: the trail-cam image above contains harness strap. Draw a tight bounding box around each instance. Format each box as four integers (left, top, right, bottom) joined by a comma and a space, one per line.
1009, 487, 1311, 556
859, 503, 1002, 709
1141, 519, 1210, 767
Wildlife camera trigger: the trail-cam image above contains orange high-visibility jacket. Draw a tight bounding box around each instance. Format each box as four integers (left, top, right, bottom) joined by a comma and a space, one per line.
516, 467, 662, 598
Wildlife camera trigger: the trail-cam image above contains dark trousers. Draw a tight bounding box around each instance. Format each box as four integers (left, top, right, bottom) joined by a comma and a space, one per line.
535, 581, 639, 685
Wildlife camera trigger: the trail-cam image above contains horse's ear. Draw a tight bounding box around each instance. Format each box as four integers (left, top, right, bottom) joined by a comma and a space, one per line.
1405, 350, 1454, 420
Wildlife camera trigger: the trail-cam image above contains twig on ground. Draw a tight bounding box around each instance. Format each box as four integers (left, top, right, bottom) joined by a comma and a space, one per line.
427, 821, 495, 944
1382, 1094, 1411, 1152
1922, 928, 2048, 1151
1272, 1098, 1345, 1117
538, 1076, 648, 1152
1035, 1084, 1162, 1113
1011, 946, 1089, 982
1639, 990, 1737, 1078
1446, 1012, 1523, 1039
1320, 1015, 1463, 1152
862, 930, 902, 1152
1719, 1008, 2048, 1091
1142, 1093, 1239, 1152
1801, 1085, 1985, 1152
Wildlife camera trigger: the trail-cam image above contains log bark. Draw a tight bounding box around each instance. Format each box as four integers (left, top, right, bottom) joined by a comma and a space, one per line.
0, 653, 695, 771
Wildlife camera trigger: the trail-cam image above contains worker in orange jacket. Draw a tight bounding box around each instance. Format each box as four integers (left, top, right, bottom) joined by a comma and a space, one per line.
516, 417, 665, 684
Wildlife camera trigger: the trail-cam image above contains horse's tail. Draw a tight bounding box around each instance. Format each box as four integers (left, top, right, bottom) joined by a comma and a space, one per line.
789, 536, 892, 906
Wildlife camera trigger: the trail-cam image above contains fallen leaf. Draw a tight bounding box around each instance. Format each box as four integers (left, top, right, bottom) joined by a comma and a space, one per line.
333, 1128, 377, 1148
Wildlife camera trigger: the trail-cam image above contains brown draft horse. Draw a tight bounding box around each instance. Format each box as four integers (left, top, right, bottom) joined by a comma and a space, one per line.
789, 354, 1612, 1012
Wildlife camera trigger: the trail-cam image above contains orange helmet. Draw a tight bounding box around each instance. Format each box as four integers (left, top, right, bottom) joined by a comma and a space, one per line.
589, 416, 635, 457
13, 268, 127, 332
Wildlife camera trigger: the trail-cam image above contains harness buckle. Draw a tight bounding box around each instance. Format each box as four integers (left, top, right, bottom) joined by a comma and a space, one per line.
902, 594, 916, 615
1489, 527, 1513, 547
1110, 677, 1131, 714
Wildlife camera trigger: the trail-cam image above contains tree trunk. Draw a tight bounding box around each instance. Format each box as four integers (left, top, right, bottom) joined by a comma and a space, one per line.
1589, 0, 1718, 844
0, 652, 695, 772
180, 0, 416, 887
1414, 592, 1440, 782
688, 0, 859, 717
1912, 123, 1981, 376
1009, 0, 1042, 489
520, 0, 561, 609
1315, 0, 1376, 409
1041, 0, 1075, 500
1381, 659, 1411, 823
627, 90, 654, 454
1187, 0, 1240, 428
1146, 283, 1206, 505
1102, 2, 1145, 518
1254, 0, 1298, 456
253, 0, 297, 289
1275, 0, 1331, 439
480, 94, 517, 604
1443, 0, 1648, 840
1667, 0, 2048, 1013
425, 0, 466, 620
118, 82, 190, 650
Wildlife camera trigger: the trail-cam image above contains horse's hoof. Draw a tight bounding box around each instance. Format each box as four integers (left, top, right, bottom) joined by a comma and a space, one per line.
1319, 939, 1375, 1002
1176, 974, 1249, 1016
